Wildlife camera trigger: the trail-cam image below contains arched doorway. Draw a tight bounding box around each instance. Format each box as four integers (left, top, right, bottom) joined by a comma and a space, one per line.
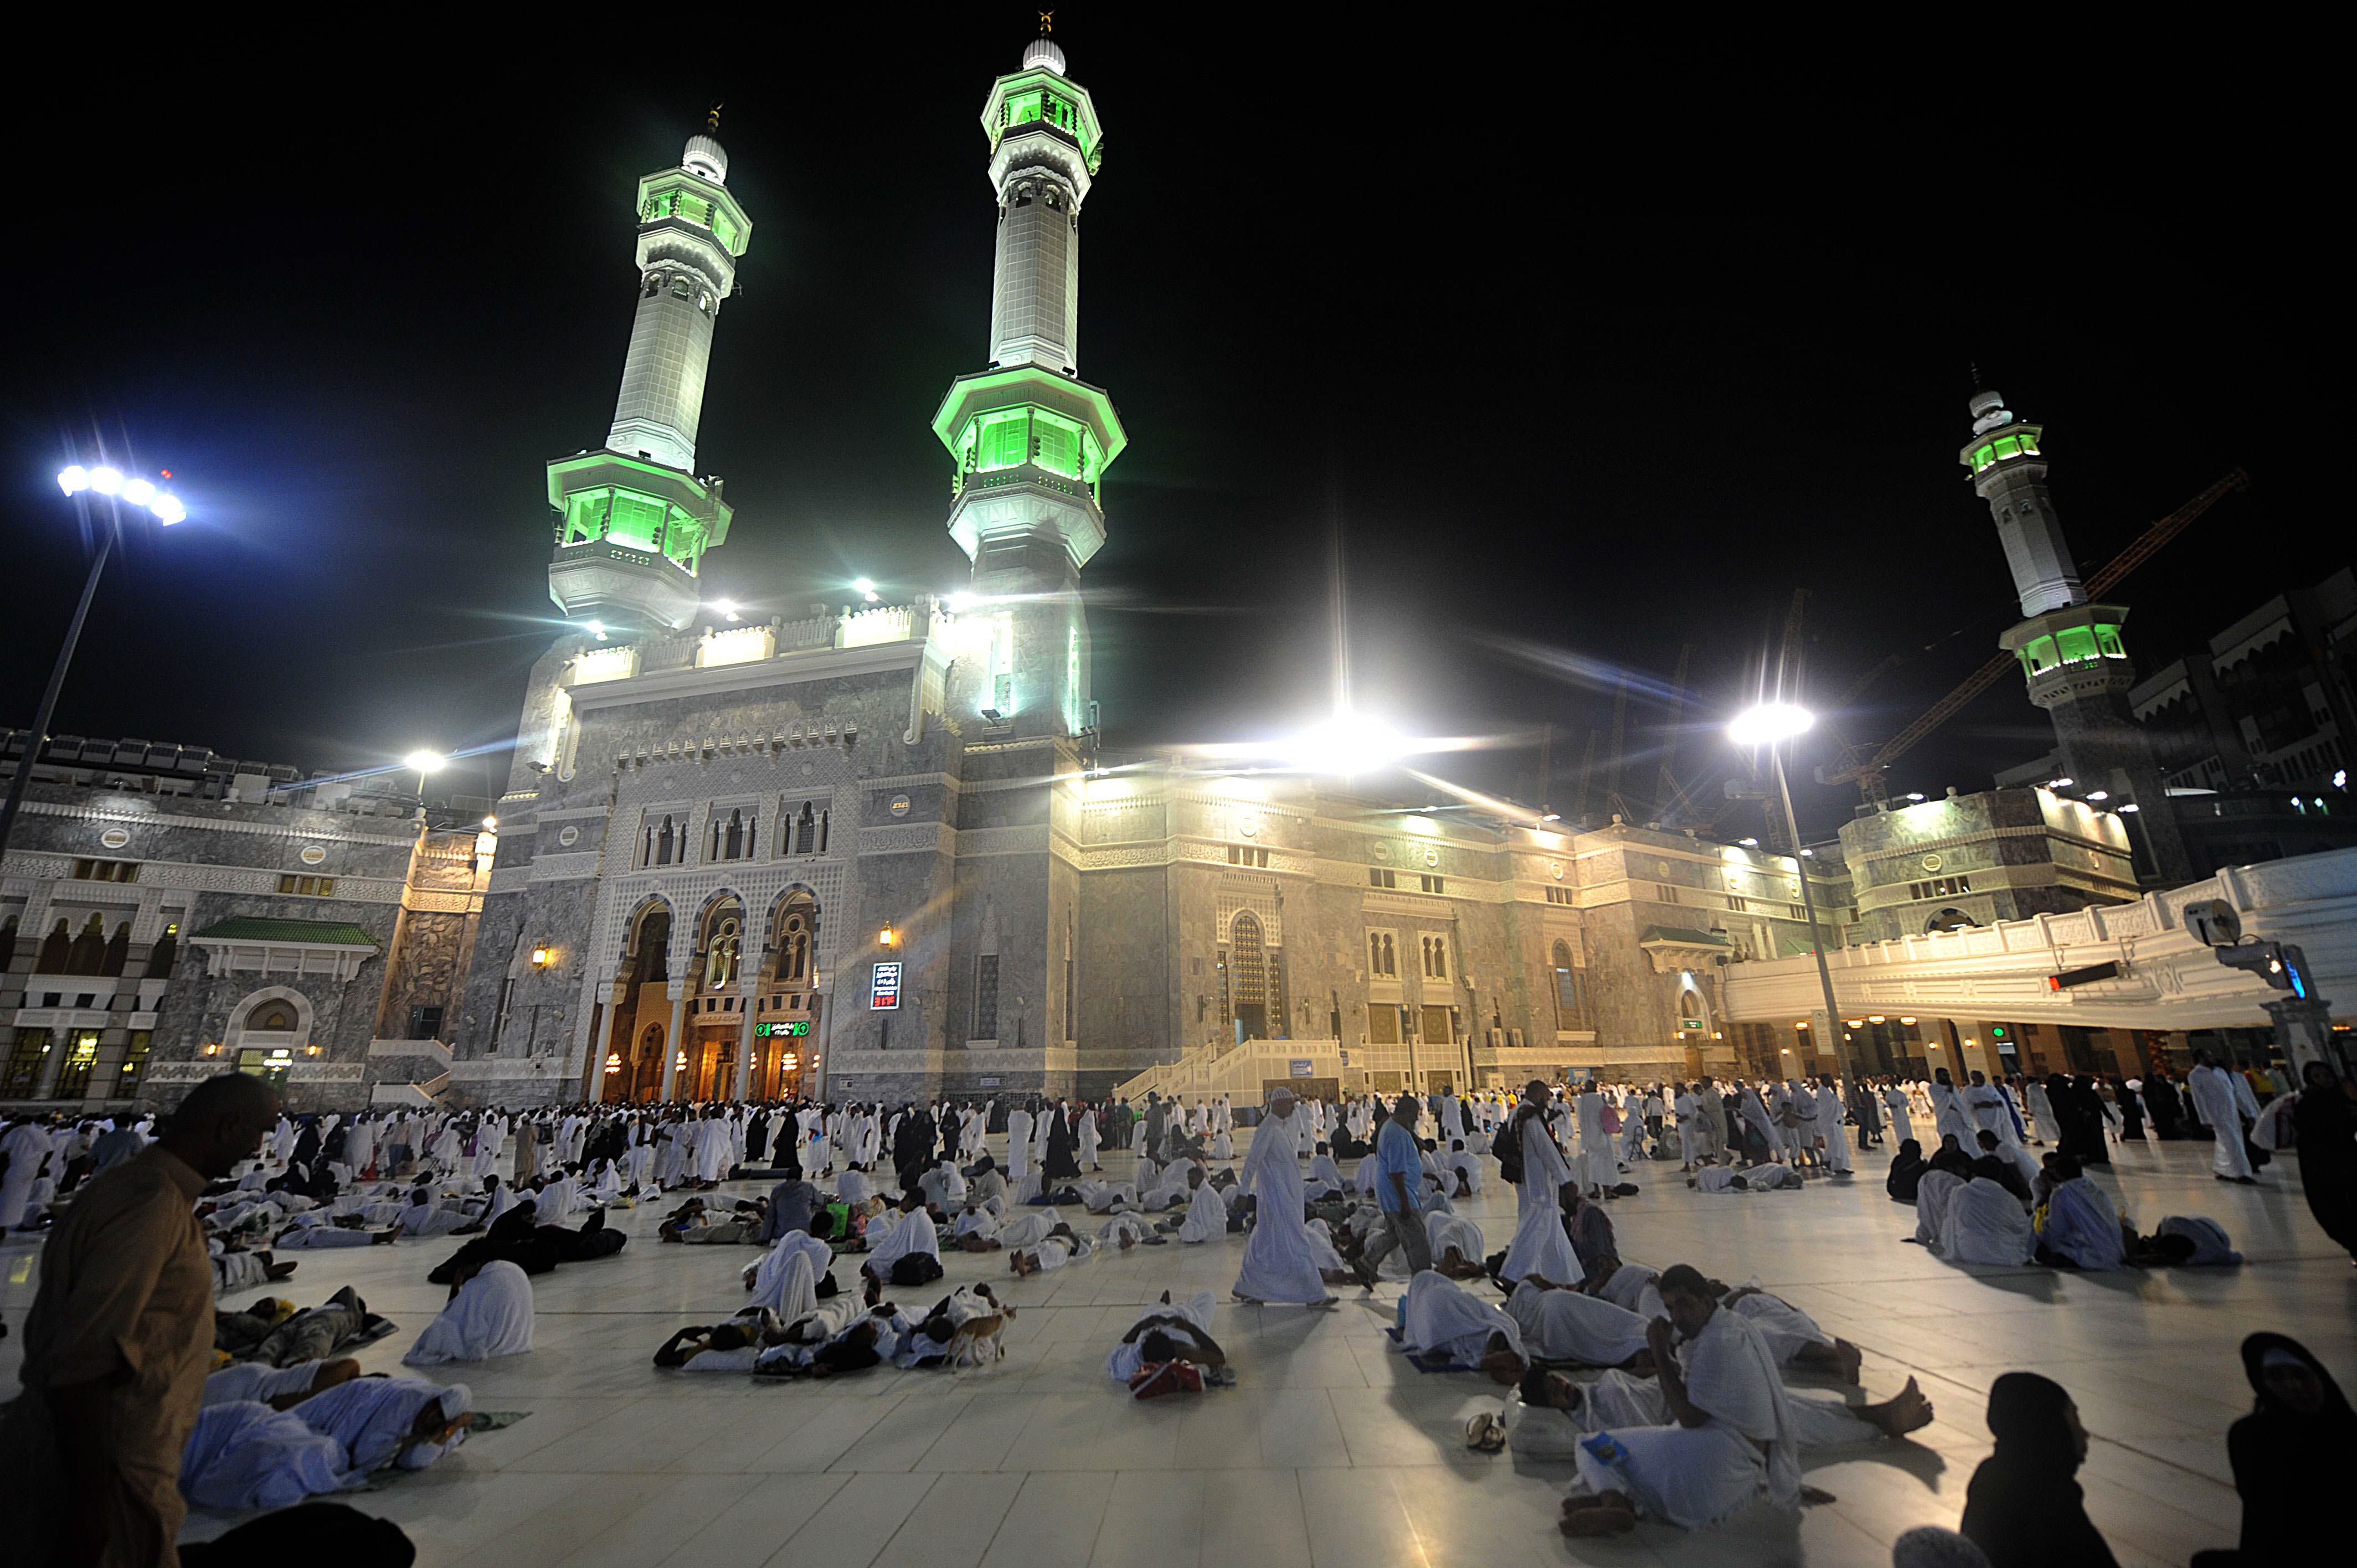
689, 895, 745, 1100
612, 902, 672, 1101
752, 890, 820, 1098
1230, 912, 1269, 1040
631, 1023, 665, 1100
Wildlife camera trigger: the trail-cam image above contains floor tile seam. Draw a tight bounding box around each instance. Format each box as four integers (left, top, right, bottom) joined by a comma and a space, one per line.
806, 1471, 955, 1568
472, 1467, 700, 1564
650, 1469, 855, 1567
2084, 1431, 2248, 1495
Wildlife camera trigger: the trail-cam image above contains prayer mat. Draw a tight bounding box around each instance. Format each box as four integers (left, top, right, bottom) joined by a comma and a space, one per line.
344, 1412, 531, 1491
1381, 1325, 1465, 1374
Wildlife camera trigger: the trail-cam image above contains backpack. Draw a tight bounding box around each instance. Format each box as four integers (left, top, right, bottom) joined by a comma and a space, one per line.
1129, 1360, 1203, 1399
1491, 1115, 1524, 1185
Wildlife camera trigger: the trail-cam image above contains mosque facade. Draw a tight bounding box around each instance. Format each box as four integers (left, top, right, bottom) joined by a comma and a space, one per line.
436, 37, 1849, 1111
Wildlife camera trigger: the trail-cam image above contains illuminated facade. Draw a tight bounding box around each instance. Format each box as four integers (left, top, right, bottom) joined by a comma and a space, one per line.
1971, 388, 2194, 883
545, 131, 750, 633
0, 732, 488, 1113
441, 38, 1799, 1107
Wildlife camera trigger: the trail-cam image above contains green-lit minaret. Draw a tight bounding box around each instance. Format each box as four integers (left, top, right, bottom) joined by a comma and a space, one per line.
547, 123, 753, 632
932, 32, 1126, 739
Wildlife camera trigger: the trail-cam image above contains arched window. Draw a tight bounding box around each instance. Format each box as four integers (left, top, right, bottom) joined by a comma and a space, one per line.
795, 801, 816, 855
37, 919, 70, 973
1927, 907, 1978, 934
146, 925, 178, 980
99, 922, 130, 977
0, 915, 16, 973
780, 913, 810, 982
654, 815, 676, 866
1368, 932, 1384, 974
1675, 988, 1706, 1029
1552, 940, 1578, 1030
65, 914, 109, 976
248, 1000, 299, 1031
704, 914, 740, 991
722, 808, 744, 860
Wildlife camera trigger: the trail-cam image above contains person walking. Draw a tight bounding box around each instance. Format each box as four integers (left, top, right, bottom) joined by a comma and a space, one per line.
0, 1072, 281, 1567
1354, 1094, 1432, 1286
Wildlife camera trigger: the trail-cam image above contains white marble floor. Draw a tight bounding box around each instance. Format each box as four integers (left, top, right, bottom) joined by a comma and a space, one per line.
4, 1133, 2348, 1567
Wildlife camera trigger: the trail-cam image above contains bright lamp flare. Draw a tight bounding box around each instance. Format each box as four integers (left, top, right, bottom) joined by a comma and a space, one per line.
58, 465, 89, 495
404, 750, 449, 773
88, 466, 123, 496
120, 477, 156, 506
1284, 713, 1408, 776
151, 494, 186, 524
1729, 702, 1815, 747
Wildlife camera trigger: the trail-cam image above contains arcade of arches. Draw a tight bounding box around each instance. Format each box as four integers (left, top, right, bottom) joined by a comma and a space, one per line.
597, 891, 823, 1103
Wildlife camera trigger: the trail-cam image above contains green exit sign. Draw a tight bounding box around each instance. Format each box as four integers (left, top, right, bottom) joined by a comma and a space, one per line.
755, 1020, 811, 1039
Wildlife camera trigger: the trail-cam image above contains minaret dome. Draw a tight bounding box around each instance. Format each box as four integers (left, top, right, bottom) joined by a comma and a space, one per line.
683, 134, 729, 183
1023, 37, 1068, 73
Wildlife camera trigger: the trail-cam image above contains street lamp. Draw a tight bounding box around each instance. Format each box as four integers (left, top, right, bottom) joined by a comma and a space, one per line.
404, 749, 447, 803
1281, 711, 1409, 777
1729, 701, 1852, 1078
0, 461, 192, 866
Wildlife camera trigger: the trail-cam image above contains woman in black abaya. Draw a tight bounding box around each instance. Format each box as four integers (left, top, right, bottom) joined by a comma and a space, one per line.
1959, 1371, 2118, 1568
2292, 1061, 2357, 1262
2192, 1333, 2356, 1565
1043, 1101, 1082, 1180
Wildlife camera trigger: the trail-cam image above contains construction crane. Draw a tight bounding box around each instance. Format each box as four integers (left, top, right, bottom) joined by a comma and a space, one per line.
1652, 643, 1695, 819
1603, 676, 1631, 819
1819, 469, 2250, 802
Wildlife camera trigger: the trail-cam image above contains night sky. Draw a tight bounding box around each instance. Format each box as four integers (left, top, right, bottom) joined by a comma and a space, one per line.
4, 14, 2326, 840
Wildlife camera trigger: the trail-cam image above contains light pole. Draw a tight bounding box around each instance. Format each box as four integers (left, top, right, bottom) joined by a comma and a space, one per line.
0, 463, 188, 865
403, 750, 448, 809
1729, 703, 1851, 1080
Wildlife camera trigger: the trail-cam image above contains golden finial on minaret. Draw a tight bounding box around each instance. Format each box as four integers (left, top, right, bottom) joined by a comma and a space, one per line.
1039, 10, 1053, 33
707, 102, 724, 133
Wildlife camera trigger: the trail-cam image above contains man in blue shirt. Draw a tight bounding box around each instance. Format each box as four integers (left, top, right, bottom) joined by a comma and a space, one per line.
1354, 1094, 1432, 1285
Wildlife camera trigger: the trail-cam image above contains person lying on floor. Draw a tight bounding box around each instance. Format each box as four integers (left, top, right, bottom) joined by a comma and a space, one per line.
1008, 1221, 1096, 1276
659, 1195, 765, 1244
270, 1211, 398, 1249
1397, 1271, 1531, 1383
1100, 1211, 1161, 1249
1710, 1281, 1864, 1381
428, 1199, 623, 1283
1488, 1361, 1931, 1458
1107, 1291, 1228, 1383
1689, 1164, 1802, 1193
202, 1358, 363, 1410
180, 1374, 474, 1509
1502, 1275, 1659, 1370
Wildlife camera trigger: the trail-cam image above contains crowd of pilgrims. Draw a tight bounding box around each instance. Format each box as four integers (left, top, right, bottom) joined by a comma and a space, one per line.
3, 1050, 2351, 1564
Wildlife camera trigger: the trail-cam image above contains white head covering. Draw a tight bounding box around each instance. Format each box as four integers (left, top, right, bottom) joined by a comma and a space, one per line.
403, 1260, 534, 1365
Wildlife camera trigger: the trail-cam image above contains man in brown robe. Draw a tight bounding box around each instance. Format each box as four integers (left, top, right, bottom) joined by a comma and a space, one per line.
1, 1071, 279, 1566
